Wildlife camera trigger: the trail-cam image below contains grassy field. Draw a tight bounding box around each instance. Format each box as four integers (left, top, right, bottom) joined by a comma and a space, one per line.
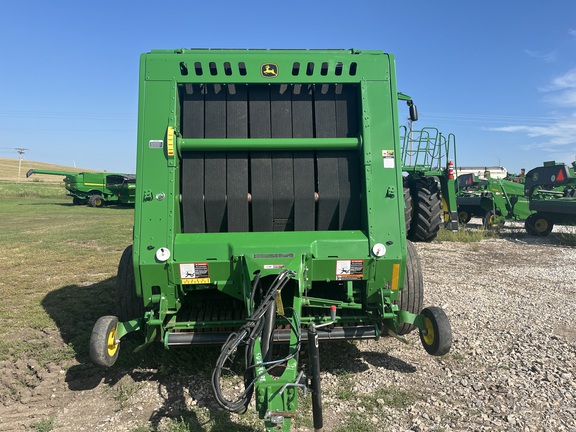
0, 182, 134, 364
0, 157, 95, 183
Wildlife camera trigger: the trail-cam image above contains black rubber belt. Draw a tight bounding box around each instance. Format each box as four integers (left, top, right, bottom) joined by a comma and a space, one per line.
226, 84, 248, 138
272, 152, 295, 231
251, 152, 274, 231
182, 152, 206, 233
338, 151, 361, 229
204, 152, 227, 232
205, 84, 226, 138
314, 84, 337, 138
292, 84, 314, 138
294, 152, 315, 231
249, 85, 271, 138
316, 152, 340, 230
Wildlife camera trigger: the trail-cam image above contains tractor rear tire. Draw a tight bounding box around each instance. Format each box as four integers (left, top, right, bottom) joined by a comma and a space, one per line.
403, 182, 412, 235
117, 245, 144, 322
419, 307, 452, 356
525, 213, 553, 236
90, 315, 120, 367
396, 240, 424, 335
88, 194, 105, 208
408, 178, 442, 242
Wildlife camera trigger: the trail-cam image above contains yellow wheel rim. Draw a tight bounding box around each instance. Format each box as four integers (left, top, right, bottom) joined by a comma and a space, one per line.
442, 197, 449, 223
422, 317, 435, 346
535, 219, 548, 232
458, 211, 468, 223
107, 327, 118, 356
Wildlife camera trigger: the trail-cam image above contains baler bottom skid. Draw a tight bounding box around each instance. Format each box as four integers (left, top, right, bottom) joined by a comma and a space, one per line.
90, 254, 452, 432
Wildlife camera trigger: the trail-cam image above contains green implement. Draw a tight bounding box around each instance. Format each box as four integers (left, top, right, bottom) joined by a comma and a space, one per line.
456, 173, 532, 229
89, 48, 452, 431
26, 169, 135, 206
523, 161, 576, 236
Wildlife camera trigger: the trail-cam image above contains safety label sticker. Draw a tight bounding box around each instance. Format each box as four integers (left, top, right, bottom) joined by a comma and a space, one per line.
263, 264, 285, 269
180, 262, 210, 284
336, 259, 364, 280
382, 150, 395, 169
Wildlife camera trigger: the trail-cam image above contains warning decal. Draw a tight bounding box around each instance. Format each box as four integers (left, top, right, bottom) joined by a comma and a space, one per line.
180, 263, 210, 284
336, 259, 364, 280
382, 150, 395, 169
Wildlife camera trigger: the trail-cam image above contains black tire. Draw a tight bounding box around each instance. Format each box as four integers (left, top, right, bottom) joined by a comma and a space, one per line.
90, 315, 120, 367
482, 210, 504, 230
72, 196, 84, 205
403, 180, 413, 235
408, 177, 442, 242
396, 241, 424, 335
88, 194, 104, 208
419, 307, 452, 356
117, 245, 144, 322
525, 213, 553, 236
458, 208, 472, 224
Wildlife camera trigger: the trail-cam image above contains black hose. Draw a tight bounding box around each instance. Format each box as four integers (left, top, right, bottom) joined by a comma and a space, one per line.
211, 270, 295, 413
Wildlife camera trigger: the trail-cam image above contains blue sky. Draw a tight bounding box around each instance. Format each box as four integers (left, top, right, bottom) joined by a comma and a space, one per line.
1, 1, 575, 174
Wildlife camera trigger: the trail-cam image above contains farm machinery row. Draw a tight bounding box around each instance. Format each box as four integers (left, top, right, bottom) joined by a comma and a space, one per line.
455, 161, 576, 236
88, 48, 452, 431
26, 169, 135, 207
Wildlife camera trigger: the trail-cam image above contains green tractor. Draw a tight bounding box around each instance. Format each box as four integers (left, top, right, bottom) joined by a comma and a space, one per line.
26, 169, 136, 207
89, 48, 452, 431
523, 161, 576, 236
401, 126, 459, 241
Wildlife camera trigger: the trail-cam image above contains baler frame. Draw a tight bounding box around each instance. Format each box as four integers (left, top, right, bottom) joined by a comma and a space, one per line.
89, 48, 451, 431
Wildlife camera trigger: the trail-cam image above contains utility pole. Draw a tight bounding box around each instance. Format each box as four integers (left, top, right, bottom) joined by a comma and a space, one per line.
16, 148, 29, 183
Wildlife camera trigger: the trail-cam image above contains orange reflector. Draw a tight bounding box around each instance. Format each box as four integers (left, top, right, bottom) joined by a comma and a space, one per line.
557, 169, 565, 182
391, 263, 400, 290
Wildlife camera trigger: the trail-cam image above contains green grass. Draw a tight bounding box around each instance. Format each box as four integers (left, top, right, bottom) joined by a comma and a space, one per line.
0, 186, 133, 364
435, 226, 500, 242
30, 418, 55, 432
0, 181, 66, 199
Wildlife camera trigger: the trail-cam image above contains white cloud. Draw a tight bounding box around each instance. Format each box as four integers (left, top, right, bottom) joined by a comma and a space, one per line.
545, 68, 576, 91
525, 49, 557, 63
569, 29, 576, 37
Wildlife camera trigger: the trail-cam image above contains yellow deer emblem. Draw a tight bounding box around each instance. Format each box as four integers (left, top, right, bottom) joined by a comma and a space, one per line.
261, 63, 278, 78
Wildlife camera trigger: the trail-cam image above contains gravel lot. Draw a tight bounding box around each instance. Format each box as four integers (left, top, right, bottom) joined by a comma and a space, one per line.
2, 223, 575, 432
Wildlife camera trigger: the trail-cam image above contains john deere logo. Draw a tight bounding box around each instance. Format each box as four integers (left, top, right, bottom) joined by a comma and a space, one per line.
261, 63, 278, 78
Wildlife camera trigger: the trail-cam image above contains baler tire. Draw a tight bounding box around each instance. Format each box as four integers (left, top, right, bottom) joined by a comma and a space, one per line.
117, 245, 144, 323
403, 183, 413, 235
396, 240, 423, 335
419, 307, 451, 356
525, 214, 553, 236
90, 316, 120, 367
88, 194, 104, 208
408, 178, 442, 242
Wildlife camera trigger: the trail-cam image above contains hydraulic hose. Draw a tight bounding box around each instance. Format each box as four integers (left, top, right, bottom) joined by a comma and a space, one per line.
211, 269, 295, 413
